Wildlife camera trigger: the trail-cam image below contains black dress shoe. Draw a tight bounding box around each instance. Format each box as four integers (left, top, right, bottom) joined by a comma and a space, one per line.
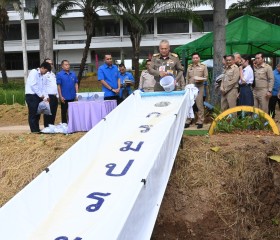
185, 123, 190, 128
197, 124, 203, 129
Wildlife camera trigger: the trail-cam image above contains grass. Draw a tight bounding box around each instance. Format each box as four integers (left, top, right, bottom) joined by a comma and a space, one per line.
0, 77, 102, 105
183, 129, 209, 136
0, 81, 25, 105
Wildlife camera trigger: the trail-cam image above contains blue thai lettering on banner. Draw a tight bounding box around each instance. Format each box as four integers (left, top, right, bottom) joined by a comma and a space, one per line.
86, 192, 111, 212
120, 141, 144, 152
55, 237, 82, 240
146, 112, 161, 118
139, 125, 153, 133
106, 160, 134, 177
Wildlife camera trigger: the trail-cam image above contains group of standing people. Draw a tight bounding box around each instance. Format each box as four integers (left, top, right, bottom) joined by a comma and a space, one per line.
219, 52, 279, 118
26, 40, 279, 133
25, 59, 78, 133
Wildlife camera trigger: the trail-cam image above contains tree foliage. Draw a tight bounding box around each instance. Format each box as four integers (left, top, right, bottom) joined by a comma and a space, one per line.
0, 0, 17, 84
102, 0, 209, 88
56, 0, 103, 85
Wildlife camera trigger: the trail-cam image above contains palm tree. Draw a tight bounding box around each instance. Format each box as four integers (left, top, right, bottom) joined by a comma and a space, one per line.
56, 0, 102, 85
38, 0, 53, 63
211, 0, 226, 106
0, 0, 11, 84
228, 0, 280, 23
103, 0, 209, 88
26, 0, 66, 64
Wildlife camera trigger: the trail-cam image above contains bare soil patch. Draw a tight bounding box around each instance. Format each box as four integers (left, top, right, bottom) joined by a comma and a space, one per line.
1, 104, 280, 239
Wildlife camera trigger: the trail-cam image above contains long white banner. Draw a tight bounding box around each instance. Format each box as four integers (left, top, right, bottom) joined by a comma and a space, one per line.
0, 90, 188, 240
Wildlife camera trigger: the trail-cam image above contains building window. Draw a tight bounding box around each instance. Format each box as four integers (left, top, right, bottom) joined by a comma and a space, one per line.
193, 14, 213, 32
25, 0, 37, 9
95, 19, 120, 36
6, 24, 21, 40
27, 23, 39, 39
123, 19, 154, 35
5, 52, 40, 70
157, 18, 189, 34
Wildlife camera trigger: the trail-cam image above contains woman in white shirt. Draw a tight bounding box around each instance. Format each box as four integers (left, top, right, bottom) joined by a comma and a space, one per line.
238, 55, 254, 106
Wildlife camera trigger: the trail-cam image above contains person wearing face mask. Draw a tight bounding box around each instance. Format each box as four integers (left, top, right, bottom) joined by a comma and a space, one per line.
98, 54, 121, 104
238, 55, 254, 107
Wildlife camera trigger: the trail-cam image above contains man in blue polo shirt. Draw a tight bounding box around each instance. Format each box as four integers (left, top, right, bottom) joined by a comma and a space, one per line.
119, 63, 134, 102
56, 60, 78, 123
98, 54, 121, 104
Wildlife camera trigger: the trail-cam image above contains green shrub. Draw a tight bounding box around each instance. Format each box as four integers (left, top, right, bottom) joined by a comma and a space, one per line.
214, 111, 272, 133
85, 72, 97, 77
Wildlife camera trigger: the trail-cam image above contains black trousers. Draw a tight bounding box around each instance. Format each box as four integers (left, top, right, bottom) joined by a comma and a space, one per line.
269, 95, 280, 119
61, 99, 75, 123
43, 95, 58, 127
25, 94, 41, 132
104, 95, 121, 105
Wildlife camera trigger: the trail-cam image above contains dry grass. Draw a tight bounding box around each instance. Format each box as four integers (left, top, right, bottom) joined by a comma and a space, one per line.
0, 132, 85, 206
160, 134, 280, 239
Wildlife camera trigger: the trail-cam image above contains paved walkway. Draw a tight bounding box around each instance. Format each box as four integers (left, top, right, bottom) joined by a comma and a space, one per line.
0, 125, 41, 133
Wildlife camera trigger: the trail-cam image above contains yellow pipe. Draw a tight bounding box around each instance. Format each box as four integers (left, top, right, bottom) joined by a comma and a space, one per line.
208, 106, 279, 135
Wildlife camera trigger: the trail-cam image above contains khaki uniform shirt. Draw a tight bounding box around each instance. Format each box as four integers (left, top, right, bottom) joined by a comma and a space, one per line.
139, 70, 156, 90
220, 64, 240, 94
148, 52, 184, 82
186, 62, 208, 85
254, 63, 274, 91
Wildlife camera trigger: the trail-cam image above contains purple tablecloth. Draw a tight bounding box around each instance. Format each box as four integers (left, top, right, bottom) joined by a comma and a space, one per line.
68, 100, 117, 133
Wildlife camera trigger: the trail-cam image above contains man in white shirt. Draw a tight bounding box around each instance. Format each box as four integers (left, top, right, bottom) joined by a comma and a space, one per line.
43, 58, 58, 127
25, 62, 51, 133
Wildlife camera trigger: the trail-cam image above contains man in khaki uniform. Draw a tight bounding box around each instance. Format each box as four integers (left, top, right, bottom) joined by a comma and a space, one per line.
148, 39, 184, 91
220, 55, 240, 111
185, 52, 208, 129
253, 52, 274, 113
139, 59, 156, 92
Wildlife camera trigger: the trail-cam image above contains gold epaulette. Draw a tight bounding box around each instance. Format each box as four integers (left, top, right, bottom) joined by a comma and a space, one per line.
171, 53, 178, 58
153, 53, 160, 57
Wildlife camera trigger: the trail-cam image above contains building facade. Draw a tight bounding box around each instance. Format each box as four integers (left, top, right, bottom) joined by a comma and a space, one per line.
2, 0, 278, 77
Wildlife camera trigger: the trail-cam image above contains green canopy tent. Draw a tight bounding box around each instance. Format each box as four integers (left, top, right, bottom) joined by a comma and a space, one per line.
174, 15, 280, 59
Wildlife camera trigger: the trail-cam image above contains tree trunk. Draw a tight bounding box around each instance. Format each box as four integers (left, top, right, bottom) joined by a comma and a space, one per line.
38, 0, 53, 63
211, 0, 226, 107
0, 7, 8, 84
77, 33, 92, 86
130, 31, 141, 89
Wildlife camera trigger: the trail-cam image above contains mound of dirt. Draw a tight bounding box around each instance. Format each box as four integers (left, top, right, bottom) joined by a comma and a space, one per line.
1, 104, 280, 239
152, 134, 280, 239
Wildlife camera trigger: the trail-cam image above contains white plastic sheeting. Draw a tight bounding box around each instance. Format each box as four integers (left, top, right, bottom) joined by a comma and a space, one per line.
0, 90, 188, 240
